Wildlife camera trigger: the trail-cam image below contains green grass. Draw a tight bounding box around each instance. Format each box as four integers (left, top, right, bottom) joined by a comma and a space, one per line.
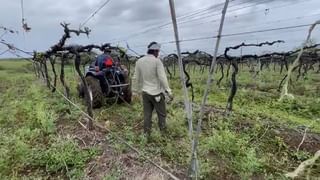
0, 60, 97, 179
100, 65, 320, 179
187, 67, 320, 132
200, 129, 263, 178
0, 59, 319, 179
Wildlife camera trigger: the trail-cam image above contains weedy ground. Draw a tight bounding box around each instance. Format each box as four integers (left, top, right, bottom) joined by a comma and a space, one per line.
0, 60, 319, 179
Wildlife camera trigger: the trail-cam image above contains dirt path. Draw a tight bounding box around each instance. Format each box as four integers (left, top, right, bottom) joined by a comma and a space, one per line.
56, 114, 185, 180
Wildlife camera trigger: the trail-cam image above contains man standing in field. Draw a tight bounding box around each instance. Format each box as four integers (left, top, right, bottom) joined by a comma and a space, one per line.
133, 42, 173, 136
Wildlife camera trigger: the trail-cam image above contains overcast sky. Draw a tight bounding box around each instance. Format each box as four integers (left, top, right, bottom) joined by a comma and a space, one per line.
0, 0, 320, 58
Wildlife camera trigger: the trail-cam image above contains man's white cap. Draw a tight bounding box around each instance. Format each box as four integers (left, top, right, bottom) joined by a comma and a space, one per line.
147, 42, 161, 50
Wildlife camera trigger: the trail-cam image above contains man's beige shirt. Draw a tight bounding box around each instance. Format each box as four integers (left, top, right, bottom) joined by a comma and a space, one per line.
133, 54, 171, 95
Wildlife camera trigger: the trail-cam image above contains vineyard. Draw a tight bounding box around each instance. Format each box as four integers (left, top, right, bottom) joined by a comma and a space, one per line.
1, 0, 320, 179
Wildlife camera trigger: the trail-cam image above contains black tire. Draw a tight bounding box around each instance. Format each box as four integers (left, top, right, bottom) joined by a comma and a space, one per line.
85, 76, 105, 108
121, 84, 132, 104
77, 82, 85, 98
119, 65, 132, 104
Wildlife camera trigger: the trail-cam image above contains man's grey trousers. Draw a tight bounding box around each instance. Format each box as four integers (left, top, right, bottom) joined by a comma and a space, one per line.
142, 92, 166, 135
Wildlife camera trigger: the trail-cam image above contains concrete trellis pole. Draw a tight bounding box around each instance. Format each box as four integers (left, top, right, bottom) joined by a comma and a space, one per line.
168, 1, 194, 140
168, 0, 229, 178
279, 20, 320, 101
168, 0, 196, 178
189, 0, 230, 178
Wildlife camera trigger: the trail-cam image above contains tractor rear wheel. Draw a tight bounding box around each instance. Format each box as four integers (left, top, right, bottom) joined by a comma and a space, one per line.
85, 76, 105, 108
121, 84, 132, 104
119, 66, 132, 104
77, 82, 85, 98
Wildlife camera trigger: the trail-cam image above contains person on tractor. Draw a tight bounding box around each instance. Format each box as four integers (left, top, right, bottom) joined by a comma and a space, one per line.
95, 48, 114, 72
94, 48, 114, 94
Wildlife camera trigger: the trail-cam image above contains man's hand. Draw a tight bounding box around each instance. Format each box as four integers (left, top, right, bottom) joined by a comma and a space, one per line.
132, 91, 142, 103
165, 91, 174, 103
132, 91, 140, 97
168, 92, 174, 101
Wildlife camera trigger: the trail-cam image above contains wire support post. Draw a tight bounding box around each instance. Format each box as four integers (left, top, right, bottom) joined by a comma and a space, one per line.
168, 0, 193, 138
189, 0, 230, 179
168, 0, 195, 179
279, 20, 320, 101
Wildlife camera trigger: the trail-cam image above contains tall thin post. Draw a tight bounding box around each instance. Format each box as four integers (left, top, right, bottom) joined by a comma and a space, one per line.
168, 1, 195, 178
189, 0, 230, 179
279, 20, 320, 101
168, 0, 193, 138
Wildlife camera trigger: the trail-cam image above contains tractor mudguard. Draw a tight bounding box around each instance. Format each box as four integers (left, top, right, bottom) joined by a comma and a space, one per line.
85, 71, 98, 78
